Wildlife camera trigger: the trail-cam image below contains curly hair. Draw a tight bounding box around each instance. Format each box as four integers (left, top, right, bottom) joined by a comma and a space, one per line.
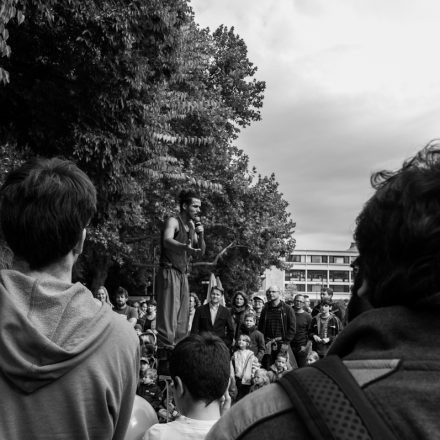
355, 139, 440, 307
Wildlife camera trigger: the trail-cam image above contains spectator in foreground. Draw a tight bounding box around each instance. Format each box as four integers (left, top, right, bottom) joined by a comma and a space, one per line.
0, 158, 139, 439
144, 333, 230, 440
207, 141, 440, 439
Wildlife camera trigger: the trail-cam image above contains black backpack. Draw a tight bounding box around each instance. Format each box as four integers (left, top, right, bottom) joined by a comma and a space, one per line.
278, 355, 398, 440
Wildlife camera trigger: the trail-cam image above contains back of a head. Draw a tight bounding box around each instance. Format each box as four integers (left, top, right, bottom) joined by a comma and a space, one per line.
0, 158, 96, 270
169, 333, 230, 406
355, 140, 440, 307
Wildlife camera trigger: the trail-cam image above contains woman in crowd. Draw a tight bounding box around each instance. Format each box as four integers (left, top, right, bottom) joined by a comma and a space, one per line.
94, 286, 114, 308
138, 301, 148, 327
230, 291, 252, 339
188, 292, 201, 333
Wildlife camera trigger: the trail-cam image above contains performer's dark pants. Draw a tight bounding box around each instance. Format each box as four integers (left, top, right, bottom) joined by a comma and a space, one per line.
156, 267, 189, 348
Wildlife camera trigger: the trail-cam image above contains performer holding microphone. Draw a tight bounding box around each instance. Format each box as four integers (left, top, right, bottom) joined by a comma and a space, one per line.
156, 189, 206, 354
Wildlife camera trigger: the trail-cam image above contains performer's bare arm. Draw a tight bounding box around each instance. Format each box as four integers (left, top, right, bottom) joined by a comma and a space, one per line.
163, 217, 202, 255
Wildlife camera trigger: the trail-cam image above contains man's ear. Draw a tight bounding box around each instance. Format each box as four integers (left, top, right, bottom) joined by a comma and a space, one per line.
173, 376, 185, 398
73, 228, 87, 256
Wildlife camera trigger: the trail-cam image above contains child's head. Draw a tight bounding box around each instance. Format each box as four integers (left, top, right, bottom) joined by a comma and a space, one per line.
275, 353, 288, 370
134, 324, 143, 336
236, 334, 251, 350
253, 369, 270, 387
142, 368, 158, 385
169, 333, 230, 409
306, 351, 320, 365
243, 313, 256, 329
140, 358, 149, 372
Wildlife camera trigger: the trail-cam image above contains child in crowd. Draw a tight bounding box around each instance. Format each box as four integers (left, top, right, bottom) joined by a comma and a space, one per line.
238, 313, 265, 362
145, 333, 231, 440
306, 350, 320, 365
231, 334, 260, 400
267, 352, 292, 383
135, 324, 143, 337
250, 368, 270, 393
137, 368, 162, 412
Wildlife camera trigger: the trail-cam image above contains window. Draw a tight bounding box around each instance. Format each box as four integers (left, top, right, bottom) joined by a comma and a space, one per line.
322, 255, 328, 263
311, 284, 322, 292
329, 284, 350, 293
329, 256, 345, 264
311, 255, 322, 263
295, 284, 306, 292
292, 255, 303, 263
329, 271, 349, 282
307, 270, 327, 282
286, 270, 305, 281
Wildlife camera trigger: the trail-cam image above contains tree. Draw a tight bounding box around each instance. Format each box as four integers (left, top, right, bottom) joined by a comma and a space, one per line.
0, 0, 294, 297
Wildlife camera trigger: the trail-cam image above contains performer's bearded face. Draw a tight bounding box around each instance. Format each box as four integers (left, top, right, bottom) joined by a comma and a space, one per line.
184, 198, 201, 220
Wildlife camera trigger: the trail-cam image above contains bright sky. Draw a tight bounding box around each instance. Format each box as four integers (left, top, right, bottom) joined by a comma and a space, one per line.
190, 0, 440, 250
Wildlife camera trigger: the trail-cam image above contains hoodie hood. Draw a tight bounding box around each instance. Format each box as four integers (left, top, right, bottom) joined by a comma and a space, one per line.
0, 269, 116, 394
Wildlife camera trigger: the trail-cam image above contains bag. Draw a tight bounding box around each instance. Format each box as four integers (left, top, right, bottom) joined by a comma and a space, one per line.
278, 355, 397, 440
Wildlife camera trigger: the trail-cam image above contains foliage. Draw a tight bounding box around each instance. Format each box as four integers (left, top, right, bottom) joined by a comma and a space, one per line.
0, 0, 294, 296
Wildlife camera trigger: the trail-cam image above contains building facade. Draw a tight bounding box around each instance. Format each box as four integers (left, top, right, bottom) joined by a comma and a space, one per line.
263, 244, 359, 302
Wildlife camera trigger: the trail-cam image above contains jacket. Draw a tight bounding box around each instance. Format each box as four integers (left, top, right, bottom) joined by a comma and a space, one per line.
206, 297, 440, 440
0, 269, 140, 440
237, 324, 265, 362
258, 301, 296, 344
191, 304, 234, 349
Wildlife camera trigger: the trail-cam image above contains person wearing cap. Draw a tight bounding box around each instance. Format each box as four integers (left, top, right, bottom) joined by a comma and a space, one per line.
252, 293, 266, 325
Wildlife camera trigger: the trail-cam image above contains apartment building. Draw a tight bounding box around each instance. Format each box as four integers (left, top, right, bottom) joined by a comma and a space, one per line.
262, 243, 359, 302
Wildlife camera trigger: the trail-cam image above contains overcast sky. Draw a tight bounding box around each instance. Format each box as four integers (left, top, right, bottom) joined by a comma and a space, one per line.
191, 0, 440, 250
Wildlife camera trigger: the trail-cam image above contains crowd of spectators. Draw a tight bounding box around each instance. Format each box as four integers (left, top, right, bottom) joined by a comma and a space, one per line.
93, 282, 344, 426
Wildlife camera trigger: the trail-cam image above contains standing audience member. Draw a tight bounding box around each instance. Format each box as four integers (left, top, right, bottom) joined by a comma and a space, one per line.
252, 293, 266, 325
231, 335, 260, 401
156, 190, 205, 351
0, 158, 139, 439
311, 287, 343, 321
188, 292, 201, 333
143, 299, 157, 332
230, 291, 252, 339
137, 301, 148, 327
306, 351, 319, 365
95, 286, 114, 308
207, 141, 440, 439
309, 300, 342, 358
258, 285, 296, 369
191, 286, 234, 350
237, 313, 265, 362
114, 286, 138, 326
291, 294, 312, 367
303, 295, 312, 314
144, 333, 230, 440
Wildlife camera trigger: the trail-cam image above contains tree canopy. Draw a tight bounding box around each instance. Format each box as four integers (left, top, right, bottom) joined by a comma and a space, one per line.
0, 0, 295, 298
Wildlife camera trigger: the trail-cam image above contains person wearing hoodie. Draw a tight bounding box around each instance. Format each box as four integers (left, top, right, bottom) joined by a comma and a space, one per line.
0, 158, 140, 440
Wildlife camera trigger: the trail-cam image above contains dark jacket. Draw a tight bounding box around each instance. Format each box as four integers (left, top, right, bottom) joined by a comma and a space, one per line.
311, 300, 343, 321
191, 304, 234, 349
207, 299, 440, 440
258, 301, 296, 344
237, 324, 265, 362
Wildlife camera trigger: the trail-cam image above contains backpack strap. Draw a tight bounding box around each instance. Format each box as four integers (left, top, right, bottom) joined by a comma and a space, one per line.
278, 355, 398, 440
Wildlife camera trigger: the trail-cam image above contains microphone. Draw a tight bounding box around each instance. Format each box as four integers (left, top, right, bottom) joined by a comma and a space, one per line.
194, 216, 202, 229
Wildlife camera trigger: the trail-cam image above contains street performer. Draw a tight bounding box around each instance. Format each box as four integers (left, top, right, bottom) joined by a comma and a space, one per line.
156, 189, 205, 352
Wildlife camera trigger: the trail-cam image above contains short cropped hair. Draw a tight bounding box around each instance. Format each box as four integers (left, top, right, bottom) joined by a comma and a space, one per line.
178, 189, 201, 211
355, 140, 440, 307
116, 286, 128, 298
169, 333, 230, 406
0, 158, 96, 269
321, 287, 333, 297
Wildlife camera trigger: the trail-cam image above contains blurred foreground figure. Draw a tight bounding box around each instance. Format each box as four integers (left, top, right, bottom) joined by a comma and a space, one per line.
207, 140, 440, 439
0, 158, 139, 440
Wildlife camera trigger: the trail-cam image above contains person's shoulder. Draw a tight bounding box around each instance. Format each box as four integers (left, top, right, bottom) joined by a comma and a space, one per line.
206, 384, 292, 440
144, 421, 169, 440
